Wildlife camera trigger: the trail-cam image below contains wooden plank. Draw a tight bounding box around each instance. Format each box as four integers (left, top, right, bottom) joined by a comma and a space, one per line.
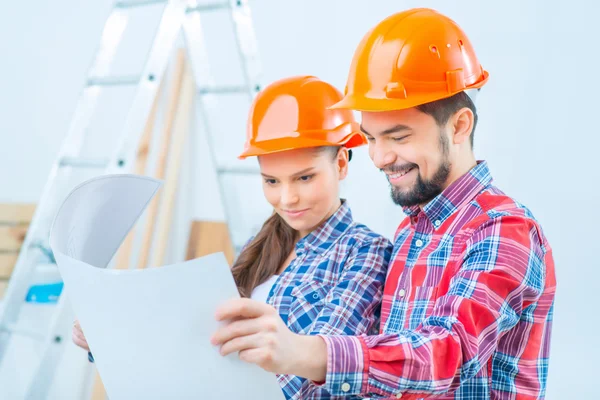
0, 225, 28, 250
113, 66, 165, 271
186, 221, 235, 266
0, 252, 19, 279
0, 203, 36, 224
90, 51, 185, 400
0, 280, 7, 298
150, 60, 195, 267
90, 372, 106, 400
136, 49, 186, 269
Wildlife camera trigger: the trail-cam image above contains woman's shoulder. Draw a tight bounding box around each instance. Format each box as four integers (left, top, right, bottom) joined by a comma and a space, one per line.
330, 221, 392, 269
341, 220, 392, 249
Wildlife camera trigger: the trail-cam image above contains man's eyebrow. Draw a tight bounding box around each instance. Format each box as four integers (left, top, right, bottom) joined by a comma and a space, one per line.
360, 124, 412, 136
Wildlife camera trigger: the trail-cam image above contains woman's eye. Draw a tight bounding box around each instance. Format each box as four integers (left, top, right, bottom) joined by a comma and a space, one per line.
264, 179, 277, 185
299, 175, 314, 182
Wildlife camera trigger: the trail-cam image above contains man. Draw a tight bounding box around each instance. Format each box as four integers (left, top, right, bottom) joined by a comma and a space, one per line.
212, 8, 556, 399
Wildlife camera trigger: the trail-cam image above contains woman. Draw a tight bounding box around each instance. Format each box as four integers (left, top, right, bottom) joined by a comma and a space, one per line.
73, 75, 391, 399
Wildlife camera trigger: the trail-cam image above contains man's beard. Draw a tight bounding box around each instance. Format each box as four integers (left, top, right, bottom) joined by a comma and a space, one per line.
386, 131, 451, 207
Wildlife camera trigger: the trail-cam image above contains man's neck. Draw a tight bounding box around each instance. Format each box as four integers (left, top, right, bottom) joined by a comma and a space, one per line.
446, 157, 477, 189
418, 156, 477, 209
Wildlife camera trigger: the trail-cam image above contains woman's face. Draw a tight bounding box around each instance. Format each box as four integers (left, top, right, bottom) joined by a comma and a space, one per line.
258, 147, 349, 238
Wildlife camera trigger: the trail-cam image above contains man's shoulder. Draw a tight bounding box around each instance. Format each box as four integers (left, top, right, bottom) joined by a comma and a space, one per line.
463, 186, 551, 248
392, 185, 549, 246
472, 186, 541, 224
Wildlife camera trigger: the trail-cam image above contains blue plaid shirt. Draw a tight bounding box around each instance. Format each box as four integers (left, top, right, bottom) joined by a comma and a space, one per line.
254, 201, 392, 399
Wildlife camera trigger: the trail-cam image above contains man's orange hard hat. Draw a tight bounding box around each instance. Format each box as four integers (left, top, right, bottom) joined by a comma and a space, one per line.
332, 8, 489, 111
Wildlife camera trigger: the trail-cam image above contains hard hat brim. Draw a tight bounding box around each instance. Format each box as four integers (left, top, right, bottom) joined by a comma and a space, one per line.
331, 72, 489, 112
238, 130, 366, 159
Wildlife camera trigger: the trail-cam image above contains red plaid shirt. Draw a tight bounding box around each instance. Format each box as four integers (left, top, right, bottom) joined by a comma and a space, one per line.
319, 161, 556, 399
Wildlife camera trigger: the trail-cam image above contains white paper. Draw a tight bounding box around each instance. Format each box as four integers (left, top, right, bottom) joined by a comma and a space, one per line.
49, 174, 283, 400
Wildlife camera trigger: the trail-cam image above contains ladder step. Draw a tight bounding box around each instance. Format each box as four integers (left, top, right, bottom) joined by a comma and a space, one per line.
217, 166, 260, 175
198, 85, 249, 95
0, 323, 46, 341
59, 157, 109, 169
186, 2, 230, 13
87, 75, 141, 87
115, 0, 168, 9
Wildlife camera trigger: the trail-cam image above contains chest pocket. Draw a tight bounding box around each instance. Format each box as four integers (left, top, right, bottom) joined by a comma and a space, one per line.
286, 281, 331, 334
405, 286, 438, 330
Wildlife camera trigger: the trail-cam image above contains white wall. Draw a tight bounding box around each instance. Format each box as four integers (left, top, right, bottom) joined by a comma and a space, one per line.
0, 0, 598, 398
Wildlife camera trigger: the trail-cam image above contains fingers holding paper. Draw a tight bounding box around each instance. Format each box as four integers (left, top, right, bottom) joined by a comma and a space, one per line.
72, 319, 90, 351
211, 298, 298, 375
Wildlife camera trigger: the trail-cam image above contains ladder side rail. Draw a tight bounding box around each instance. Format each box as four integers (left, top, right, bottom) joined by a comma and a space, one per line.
0, 4, 136, 362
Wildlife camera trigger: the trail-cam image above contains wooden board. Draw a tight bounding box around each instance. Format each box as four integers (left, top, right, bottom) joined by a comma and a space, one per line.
136, 49, 186, 269
90, 49, 186, 400
90, 50, 192, 400
0, 225, 28, 250
0, 252, 19, 279
185, 221, 235, 265
0, 280, 8, 298
0, 203, 35, 279
0, 203, 36, 224
113, 60, 164, 271
150, 60, 194, 267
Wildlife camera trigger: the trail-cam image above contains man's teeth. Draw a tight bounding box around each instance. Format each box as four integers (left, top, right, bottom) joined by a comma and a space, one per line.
389, 168, 412, 178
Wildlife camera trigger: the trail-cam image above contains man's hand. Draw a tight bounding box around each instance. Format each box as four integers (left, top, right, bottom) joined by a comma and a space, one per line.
210, 298, 328, 382
72, 319, 90, 351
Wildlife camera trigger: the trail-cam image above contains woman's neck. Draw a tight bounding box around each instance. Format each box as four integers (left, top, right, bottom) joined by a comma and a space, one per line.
298, 198, 342, 238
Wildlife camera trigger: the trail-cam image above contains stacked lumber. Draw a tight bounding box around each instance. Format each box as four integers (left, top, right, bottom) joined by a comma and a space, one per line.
0, 203, 36, 297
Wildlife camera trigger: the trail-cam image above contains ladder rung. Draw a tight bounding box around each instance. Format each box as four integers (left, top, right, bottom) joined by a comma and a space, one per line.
217, 166, 260, 175
87, 75, 141, 87
198, 85, 248, 95
186, 2, 230, 13
59, 157, 109, 169
0, 323, 46, 341
115, 0, 167, 9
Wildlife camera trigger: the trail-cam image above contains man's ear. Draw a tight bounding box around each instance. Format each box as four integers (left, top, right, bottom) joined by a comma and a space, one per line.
451, 107, 475, 145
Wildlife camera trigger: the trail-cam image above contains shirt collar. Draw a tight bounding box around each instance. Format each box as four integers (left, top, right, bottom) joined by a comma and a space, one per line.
296, 199, 353, 254
403, 160, 493, 227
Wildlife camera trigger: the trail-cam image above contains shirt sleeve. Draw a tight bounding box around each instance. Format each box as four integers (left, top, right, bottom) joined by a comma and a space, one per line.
319, 215, 551, 398
279, 235, 392, 399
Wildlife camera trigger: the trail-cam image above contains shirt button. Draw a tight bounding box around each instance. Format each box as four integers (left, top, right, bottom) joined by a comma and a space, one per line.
341, 382, 351, 393
415, 239, 424, 247
434, 220, 441, 227
395, 393, 403, 398
312, 293, 320, 300
398, 288, 406, 298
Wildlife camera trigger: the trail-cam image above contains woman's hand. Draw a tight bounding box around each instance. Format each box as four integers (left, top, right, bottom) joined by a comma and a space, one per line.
72, 319, 90, 351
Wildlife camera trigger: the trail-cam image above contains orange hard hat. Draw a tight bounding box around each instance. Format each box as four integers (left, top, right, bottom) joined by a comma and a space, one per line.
332, 8, 489, 111
239, 75, 366, 159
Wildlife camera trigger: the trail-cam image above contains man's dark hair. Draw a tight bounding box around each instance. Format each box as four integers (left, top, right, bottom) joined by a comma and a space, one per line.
416, 91, 478, 148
